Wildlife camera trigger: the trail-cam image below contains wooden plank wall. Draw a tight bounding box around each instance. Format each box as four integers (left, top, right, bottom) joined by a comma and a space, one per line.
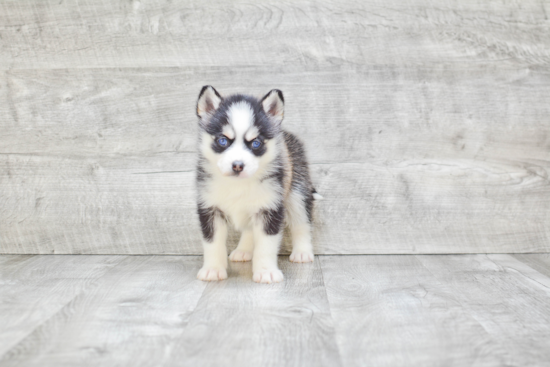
0, 0, 549, 254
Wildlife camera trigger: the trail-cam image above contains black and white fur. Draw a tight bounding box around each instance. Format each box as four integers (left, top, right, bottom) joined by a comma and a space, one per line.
195, 86, 320, 283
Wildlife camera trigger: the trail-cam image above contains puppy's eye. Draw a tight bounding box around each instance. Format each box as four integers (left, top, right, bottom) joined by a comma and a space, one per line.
251, 139, 262, 149
217, 137, 228, 147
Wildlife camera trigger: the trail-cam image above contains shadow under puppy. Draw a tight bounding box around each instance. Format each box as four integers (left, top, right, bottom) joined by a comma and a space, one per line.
195, 86, 321, 283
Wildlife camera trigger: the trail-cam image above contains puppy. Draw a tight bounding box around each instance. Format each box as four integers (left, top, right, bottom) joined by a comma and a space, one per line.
195, 86, 320, 283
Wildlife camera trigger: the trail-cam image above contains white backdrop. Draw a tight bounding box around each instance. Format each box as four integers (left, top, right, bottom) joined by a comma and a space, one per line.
1, 0, 549, 254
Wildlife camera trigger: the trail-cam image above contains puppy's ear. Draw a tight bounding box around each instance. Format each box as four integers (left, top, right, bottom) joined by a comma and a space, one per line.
197, 85, 222, 118
261, 89, 284, 125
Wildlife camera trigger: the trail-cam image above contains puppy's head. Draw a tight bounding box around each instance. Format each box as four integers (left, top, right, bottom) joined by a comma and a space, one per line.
196, 86, 284, 179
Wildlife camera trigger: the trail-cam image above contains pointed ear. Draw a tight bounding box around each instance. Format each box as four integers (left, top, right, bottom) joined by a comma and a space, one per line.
196, 85, 222, 118
261, 89, 284, 125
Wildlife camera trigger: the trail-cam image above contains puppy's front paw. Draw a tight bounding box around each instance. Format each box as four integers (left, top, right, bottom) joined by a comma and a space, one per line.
197, 267, 228, 281
253, 269, 284, 284
289, 251, 314, 263
229, 249, 253, 262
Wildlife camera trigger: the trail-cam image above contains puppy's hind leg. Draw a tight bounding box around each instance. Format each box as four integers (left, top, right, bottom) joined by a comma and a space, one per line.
229, 228, 254, 262
289, 222, 314, 263
287, 191, 314, 263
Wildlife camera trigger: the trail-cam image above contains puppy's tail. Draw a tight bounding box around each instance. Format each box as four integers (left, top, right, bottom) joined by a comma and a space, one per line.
312, 188, 324, 201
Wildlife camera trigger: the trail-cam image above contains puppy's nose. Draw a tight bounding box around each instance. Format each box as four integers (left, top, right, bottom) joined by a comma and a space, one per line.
232, 161, 244, 173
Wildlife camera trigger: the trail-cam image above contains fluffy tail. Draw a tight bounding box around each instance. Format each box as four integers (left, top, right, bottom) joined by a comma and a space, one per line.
312, 188, 324, 201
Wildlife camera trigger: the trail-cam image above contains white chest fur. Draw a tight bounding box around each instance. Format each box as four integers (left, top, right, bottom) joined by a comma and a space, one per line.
202, 176, 281, 230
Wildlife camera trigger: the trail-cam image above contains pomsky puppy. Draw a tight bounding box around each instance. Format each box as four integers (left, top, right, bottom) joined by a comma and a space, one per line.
195, 86, 321, 283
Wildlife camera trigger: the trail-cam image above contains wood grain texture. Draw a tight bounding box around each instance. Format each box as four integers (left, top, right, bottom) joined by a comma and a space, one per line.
1, 0, 549, 70
0, 255, 127, 356
0, 255, 341, 367
321, 255, 503, 367
2, 254, 549, 366
511, 253, 550, 279
416, 254, 550, 366
1, 1, 550, 254
166, 258, 341, 367
1, 66, 549, 254
321, 254, 550, 367
0, 255, 207, 367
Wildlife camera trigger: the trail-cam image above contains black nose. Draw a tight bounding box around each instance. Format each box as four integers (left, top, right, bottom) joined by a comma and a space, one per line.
232, 161, 244, 173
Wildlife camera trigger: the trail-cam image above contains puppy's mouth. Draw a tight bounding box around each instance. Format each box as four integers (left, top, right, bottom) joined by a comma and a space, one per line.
232, 172, 248, 178
221, 171, 248, 178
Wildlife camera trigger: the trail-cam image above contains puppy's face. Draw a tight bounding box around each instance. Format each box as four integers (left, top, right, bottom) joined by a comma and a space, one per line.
196, 86, 284, 179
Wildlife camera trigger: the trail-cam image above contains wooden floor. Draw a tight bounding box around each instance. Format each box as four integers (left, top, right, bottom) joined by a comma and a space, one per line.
1, 254, 549, 366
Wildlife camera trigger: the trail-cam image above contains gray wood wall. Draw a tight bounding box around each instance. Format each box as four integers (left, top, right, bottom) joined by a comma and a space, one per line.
1, 0, 549, 254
